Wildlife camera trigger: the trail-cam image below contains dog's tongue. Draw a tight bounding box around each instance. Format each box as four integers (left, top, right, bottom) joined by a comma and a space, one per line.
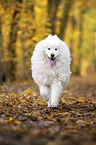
50, 59, 55, 67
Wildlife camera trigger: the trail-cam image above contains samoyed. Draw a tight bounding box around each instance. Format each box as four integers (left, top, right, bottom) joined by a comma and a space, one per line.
31, 34, 71, 107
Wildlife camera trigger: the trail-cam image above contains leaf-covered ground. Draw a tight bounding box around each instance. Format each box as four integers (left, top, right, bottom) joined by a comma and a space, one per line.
0, 74, 96, 145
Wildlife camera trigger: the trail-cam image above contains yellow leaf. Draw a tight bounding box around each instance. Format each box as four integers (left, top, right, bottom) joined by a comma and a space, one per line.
92, 102, 96, 104
61, 99, 66, 103
9, 117, 13, 121
6, 118, 22, 125
36, 98, 47, 105
50, 114, 53, 118
76, 120, 93, 125
38, 117, 43, 120
24, 88, 35, 95
78, 99, 84, 103
44, 121, 54, 124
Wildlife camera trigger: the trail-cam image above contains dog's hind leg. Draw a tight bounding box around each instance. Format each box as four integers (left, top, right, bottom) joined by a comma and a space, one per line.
47, 95, 51, 107
39, 85, 49, 102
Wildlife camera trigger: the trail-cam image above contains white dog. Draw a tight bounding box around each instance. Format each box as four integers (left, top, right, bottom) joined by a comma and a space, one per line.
31, 34, 71, 107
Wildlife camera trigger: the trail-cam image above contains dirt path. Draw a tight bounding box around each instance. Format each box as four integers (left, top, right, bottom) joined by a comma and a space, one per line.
0, 74, 96, 145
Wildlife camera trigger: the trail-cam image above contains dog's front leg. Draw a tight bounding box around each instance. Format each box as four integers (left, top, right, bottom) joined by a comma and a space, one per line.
50, 81, 63, 107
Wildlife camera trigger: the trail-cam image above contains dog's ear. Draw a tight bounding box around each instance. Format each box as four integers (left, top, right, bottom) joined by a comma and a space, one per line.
48, 34, 52, 37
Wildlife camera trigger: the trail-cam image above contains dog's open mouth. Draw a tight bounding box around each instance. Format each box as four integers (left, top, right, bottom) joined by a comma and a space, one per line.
49, 58, 56, 67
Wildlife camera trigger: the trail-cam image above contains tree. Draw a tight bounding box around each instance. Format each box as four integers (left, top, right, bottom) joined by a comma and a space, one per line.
21, 1, 35, 81
69, 15, 76, 74
0, 13, 3, 84
47, 0, 60, 34
59, 0, 74, 40
7, 0, 22, 81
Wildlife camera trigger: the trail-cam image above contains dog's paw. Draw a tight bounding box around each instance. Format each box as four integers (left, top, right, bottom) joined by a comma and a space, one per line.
50, 103, 59, 108
47, 104, 57, 108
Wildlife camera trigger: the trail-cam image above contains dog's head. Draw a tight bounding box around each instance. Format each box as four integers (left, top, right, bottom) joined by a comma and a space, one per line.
44, 35, 61, 66
33, 34, 70, 67
45, 46, 60, 66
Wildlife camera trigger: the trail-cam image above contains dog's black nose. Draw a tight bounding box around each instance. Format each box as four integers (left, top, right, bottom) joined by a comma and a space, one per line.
51, 53, 55, 58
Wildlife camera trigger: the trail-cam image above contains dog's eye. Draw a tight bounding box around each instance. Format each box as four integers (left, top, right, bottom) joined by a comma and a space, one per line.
48, 48, 50, 50
55, 48, 57, 51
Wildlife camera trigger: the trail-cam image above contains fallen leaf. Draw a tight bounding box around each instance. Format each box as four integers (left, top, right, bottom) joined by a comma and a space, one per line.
6, 118, 22, 125
76, 120, 94, 125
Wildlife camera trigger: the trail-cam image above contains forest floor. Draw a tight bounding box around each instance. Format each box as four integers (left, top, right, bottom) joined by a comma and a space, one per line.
0, 73, 96, 145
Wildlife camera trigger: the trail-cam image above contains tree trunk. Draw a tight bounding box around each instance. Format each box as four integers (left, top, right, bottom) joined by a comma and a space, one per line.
70, 16, 76, 74
7, 0, 22, 81
21, 2, 35, 81
0, 15, 3, 84
48, 0, 60, 35
59, 0, 74, 40
76, 7, 84, 75
94, 31, 96, 71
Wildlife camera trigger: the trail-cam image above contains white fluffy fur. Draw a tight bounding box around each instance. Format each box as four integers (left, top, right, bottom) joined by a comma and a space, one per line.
31, 34, 71, 107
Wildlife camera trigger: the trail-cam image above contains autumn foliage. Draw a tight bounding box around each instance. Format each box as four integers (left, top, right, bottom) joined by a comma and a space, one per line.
0, 0, 96, 82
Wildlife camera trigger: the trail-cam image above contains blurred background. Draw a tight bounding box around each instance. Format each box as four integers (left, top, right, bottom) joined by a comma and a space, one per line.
0, 0, 96, 83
